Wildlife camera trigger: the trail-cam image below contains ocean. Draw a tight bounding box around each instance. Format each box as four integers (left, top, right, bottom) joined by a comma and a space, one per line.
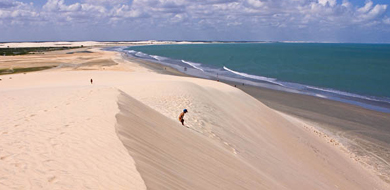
122, 43, 390, 113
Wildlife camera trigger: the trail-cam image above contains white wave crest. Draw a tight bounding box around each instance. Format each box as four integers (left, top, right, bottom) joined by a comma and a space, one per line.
135, 52, 148, 57
181, 60, 205, 72
151, 55, 167, 61
306, 86, 388, 103
223, 66, 283, 86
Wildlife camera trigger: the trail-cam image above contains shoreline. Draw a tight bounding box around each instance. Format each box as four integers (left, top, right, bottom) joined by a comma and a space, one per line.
122, 52, 390, 183
1, 43, 389, 189
123, 44, 390, 114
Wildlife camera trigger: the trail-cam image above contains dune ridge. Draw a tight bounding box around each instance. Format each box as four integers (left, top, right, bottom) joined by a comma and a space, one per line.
113, 72, 389, 190
0, 47, 388, 189
115, 90, 273, 189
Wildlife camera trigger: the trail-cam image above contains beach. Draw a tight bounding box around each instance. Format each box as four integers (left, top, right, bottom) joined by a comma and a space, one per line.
1, 42, 389, 189
126, 50, 390, 184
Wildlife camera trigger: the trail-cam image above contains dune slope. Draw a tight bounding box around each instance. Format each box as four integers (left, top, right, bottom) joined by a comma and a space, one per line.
115, 73, 388, 190
115, 91, 279, 190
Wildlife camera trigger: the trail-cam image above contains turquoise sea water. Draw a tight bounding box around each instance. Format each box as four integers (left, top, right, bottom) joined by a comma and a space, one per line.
123, 43, 390, 112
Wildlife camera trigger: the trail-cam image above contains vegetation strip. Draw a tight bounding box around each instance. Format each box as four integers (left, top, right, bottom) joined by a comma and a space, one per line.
0, 46, 81, 56
0, 66, 56, 75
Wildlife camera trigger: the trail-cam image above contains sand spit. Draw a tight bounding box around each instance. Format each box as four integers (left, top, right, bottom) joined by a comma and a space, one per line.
0, 47, 389, 189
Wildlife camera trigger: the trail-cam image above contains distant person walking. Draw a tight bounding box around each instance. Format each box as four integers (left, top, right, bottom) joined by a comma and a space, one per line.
178, 109, 188, 126
90, 79, 93, 84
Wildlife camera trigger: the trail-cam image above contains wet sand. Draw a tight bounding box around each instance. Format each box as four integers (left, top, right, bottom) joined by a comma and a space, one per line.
233, 83, 390, 183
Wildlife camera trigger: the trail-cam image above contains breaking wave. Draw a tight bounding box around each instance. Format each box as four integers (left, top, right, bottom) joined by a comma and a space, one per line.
182, 60, 205, 72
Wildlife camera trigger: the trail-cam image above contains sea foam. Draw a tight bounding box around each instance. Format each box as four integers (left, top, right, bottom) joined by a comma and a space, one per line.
223, 66, 284, 86
182, 60, 205, 72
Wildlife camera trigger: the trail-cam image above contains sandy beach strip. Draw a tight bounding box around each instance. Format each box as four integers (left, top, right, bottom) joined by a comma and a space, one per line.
0, 44, 389, 189
234, 82, 390, 181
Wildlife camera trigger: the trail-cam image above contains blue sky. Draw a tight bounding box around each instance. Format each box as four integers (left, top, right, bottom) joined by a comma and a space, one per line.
0, 0, 389, 42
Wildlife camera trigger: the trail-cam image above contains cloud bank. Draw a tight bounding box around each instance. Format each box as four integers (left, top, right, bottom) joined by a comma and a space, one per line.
0, 0, 389, 42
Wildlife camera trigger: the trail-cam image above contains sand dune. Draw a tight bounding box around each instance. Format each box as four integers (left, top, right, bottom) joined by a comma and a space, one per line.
116, 91, 270, 189
0, 49, 389, 189
0, 41, 202, 49
115, 72, 389, 190
0, 82, 146, 189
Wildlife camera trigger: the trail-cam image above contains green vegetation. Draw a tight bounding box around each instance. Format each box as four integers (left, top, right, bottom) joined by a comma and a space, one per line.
0, 46, 80, 56
0, 66, 56, 75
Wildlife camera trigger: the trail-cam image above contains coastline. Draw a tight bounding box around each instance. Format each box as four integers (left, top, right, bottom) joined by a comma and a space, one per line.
1, 42, 389, 189
124, 43, 390, 114
234, 81, 390, 183
123, 52, 390, 183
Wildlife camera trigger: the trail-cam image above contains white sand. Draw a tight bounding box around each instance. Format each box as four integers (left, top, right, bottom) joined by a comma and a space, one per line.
0, 75, 146, 189
0, 41, 204, 48
0, 47, 389, 189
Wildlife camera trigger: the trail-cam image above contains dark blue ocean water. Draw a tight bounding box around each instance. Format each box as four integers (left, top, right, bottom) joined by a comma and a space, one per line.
123, 43, 390, 113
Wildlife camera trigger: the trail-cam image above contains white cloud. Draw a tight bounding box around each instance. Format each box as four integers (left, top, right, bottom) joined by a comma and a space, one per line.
318, 0, 336, 7
110, 4, 145, 19
40, 0, 108, 24
357, 0, 373, 14
82, 0, 130, 6
355, 3, 387, 23
0, 0, 389, 41
0, 0, 38, 24
246, 0, 264, 8
384, 17, 390, 25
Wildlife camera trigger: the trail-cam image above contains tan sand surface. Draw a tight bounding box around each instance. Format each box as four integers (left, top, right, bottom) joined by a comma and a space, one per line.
0, 76, 146, 189
0, 48, 120, 70
0, 48, 389, 189
0, 41, 202, 49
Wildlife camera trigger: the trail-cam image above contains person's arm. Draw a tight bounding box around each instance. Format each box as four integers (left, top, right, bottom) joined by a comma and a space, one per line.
179, 112, 184, 121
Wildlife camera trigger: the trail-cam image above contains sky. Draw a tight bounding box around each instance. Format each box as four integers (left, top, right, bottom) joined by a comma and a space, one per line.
0, 0, 389, 42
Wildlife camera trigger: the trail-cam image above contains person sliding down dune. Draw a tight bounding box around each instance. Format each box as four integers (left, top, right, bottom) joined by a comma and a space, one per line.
178, 109, 188, 126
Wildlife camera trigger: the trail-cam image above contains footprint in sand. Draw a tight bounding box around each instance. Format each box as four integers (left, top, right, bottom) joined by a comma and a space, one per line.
14, 162, 27, 169
48, 176, 58, 183
44, 159, 54, 163
0, 155, 11, 161
49, 138, 60, 147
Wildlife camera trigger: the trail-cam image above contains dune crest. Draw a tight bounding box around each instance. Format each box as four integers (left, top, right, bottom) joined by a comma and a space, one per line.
114, 74, 389, 189
1, 48, 388, 189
